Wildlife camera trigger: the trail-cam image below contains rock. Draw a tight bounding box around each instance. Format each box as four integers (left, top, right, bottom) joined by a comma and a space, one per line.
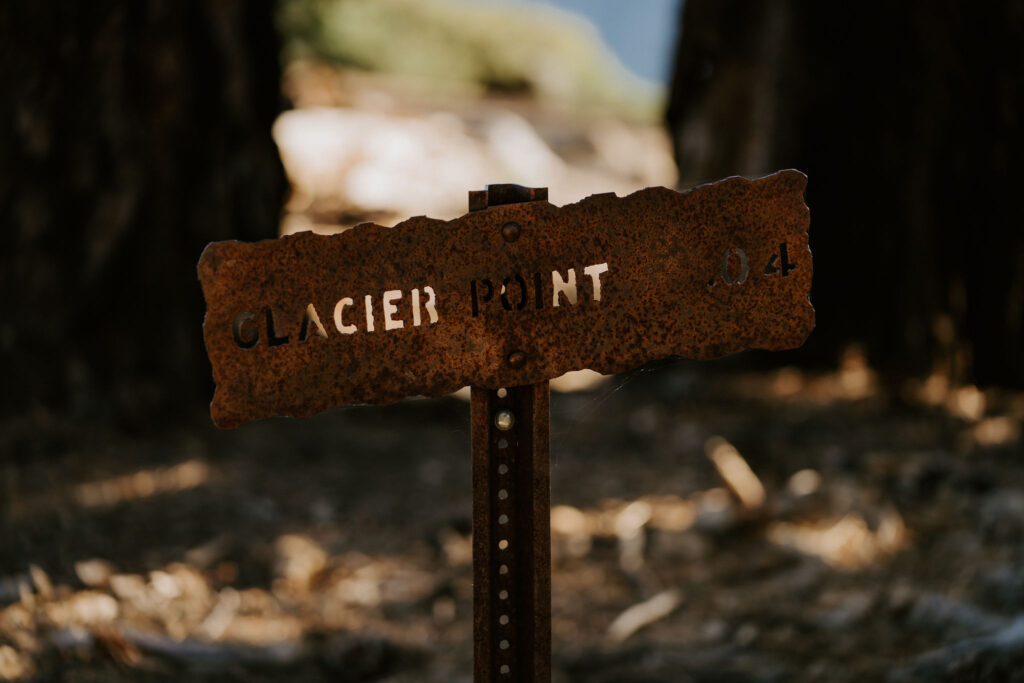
273, 534, 328, 593
0, 644, 31, 679
109, 574, 147, 602
44, 591, 119, 626
74, 559, 115, 588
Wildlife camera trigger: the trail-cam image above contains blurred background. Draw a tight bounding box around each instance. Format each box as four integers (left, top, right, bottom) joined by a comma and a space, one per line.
1, 0, 1023, 680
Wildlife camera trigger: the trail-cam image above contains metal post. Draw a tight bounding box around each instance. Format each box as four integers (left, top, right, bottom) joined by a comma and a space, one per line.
470, 185, 552, 683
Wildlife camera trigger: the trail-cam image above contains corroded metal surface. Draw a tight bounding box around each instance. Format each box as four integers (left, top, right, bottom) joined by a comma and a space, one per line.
470, 185, 551, 683
472, 383, 550, 683
198, 170, 813, 429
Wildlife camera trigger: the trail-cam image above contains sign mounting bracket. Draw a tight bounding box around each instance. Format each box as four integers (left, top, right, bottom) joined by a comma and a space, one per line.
469, 184, 552, 683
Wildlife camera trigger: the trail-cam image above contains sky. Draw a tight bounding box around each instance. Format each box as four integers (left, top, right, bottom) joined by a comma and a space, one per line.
492, 0, 683, 85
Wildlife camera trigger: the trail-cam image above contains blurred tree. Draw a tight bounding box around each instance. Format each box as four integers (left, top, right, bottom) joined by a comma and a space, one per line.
666, 1, 1024, 387
0, 1, 286, 423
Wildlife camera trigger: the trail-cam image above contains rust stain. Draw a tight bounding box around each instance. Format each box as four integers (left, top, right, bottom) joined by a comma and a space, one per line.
198, 170, 814, 429
470, 184, 551, 683
472, 383, 551, 682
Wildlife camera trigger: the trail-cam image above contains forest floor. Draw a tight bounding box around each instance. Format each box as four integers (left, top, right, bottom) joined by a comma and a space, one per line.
2, 360, 1024, 682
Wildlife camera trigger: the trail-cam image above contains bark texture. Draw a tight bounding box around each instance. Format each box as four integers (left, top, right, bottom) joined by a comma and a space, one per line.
666, 1, 1024, 386
1, 0, 286, 421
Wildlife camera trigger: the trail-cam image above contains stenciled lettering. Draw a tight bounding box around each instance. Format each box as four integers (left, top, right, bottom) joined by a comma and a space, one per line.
334, 297, 356, 334
265, 308, 289, 347
232, 283, 440, 349
299, 303, 328, 342
501, 275, 528, 311
470, 262, 609, 317
552, 268, 577, 307
583, 263, 609, 301
421, 286, 439, 324
708, 242, 797, 288
382, 290, 404, 331
232, 311, 259, 349
471, 279, 493, 317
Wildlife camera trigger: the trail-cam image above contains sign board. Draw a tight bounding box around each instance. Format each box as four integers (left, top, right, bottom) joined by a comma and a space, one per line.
198, 170, 813, 429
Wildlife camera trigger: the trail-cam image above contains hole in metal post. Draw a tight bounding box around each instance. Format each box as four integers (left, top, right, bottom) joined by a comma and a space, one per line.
498, 539, 509, 550
499, 640, 510, 650
499, 614, 509, 625
500, 664, 510, 675
499, 565, 508, 575
498, 514, 509, 525
498, 489, 508, 500
495, 411, 515, 431
497, 388, 508, 398
499, 590, 509, 600
498, 440, 508, 451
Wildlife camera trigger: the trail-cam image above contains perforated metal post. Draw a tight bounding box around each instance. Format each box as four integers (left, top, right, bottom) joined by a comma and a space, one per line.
470, 185, 552, 683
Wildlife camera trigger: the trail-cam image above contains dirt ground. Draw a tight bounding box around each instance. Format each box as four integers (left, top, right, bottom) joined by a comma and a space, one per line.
2, 357, 1023, 682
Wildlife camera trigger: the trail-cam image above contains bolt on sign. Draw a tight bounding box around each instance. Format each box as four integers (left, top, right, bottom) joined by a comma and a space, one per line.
198, 170, 813, 430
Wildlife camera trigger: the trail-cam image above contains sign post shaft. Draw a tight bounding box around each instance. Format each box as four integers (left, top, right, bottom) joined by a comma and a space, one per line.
470, 186, 552, 683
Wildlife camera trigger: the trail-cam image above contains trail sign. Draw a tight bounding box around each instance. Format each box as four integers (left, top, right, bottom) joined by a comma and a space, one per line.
199, 171, 813, 683
198, 170, 813, 430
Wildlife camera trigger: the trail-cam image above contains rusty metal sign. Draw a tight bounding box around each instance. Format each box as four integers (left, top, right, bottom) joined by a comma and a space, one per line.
198, 170, 813, 429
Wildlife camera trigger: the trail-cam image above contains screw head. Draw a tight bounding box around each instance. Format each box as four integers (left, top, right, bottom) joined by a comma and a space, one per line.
501, 222, 521, 243
494, 410, 515, 431
507, 350, 526, 368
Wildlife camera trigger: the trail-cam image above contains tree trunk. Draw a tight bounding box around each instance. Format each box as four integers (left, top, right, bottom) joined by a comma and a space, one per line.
1, 0, 286, 423
666, 0, 1024, 386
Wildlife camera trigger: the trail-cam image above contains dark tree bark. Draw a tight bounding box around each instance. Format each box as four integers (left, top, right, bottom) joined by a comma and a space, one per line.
1, 1, 286, 423
666, 1, 1024, 386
